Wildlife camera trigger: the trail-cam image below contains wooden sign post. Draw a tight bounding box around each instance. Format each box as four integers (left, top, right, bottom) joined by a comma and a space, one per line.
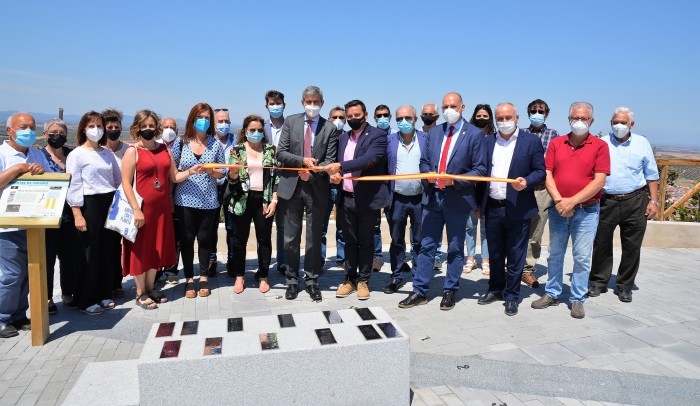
0, 173, 71, 346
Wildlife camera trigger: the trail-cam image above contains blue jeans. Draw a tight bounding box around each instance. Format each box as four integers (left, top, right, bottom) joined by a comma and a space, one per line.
374, 215, 382, 260
546, 204, 600, 304
465, 210, 488, 259
321, 186, 344, 264
0, 231, 28, 324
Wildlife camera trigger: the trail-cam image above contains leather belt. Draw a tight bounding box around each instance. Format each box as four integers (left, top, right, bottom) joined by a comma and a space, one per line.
487, 197, 507, 208
575, 200, 599, 209
603, 188, 644, 201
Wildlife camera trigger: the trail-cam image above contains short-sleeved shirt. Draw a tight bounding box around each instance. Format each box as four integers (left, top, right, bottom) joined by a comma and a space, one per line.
602, 133, 659, 195
172, 136, 226, 210
545, 133, 610, 204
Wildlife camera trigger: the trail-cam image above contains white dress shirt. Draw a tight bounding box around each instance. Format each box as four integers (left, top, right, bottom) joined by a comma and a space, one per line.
489, 129, 519, 200
66, 147, 122, 207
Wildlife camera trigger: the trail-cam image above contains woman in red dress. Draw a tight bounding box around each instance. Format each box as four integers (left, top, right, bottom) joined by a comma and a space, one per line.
121, 110, 203, 309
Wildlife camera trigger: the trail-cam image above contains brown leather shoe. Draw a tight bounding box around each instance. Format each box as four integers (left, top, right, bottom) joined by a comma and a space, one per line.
357, 281, 370, 300
336, 281, 357, 298
522, 271, 540, 288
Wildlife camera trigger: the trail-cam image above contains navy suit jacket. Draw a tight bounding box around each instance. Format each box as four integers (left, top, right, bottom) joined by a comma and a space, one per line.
477, 129, 546, 221
386, 130, 427, 201
420, 119, 487, 211
338, 123, 390, 210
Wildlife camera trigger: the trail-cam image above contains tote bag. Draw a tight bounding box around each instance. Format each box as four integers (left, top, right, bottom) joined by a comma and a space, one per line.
105, 149, 142, 242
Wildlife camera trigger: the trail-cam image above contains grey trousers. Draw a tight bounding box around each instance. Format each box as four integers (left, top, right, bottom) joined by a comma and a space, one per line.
524, 188, 553, 272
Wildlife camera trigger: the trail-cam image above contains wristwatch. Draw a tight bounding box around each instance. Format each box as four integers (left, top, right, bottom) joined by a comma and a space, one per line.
649, 200, 659, 206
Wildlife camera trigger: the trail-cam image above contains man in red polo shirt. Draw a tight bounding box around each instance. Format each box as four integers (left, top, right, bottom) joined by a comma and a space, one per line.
531, 102, 610, 319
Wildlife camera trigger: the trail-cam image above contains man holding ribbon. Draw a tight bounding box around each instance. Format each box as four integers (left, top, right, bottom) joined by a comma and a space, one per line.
398, 92, 487, 311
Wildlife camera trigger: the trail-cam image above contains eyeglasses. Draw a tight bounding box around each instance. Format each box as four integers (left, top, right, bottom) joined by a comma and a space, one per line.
569, 116, 591, 122
214, 108, 228, 112
396, 117, 414, 122
47, 132, 67, 137
529, 109, 546, 115
375, 113, 390, 118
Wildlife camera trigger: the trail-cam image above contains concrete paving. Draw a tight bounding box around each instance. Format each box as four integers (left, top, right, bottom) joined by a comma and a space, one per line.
0, 226, 699, 405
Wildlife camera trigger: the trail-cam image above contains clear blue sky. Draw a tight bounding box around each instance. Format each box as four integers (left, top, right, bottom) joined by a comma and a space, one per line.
2, 0, 698, 146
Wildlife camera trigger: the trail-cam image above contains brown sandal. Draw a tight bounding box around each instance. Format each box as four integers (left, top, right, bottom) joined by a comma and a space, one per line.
135, 293, 158, 310
147, 289, 168, 303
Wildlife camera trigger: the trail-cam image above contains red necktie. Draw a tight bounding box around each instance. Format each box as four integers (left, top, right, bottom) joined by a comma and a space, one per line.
437, 125, 454, 189
304, 120, 313, 157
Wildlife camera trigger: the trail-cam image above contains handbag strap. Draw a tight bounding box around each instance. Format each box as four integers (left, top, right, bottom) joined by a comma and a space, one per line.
130, 145, 138, 196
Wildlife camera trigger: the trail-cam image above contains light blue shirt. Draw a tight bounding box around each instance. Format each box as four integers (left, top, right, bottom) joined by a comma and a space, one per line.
602, 132, 659, 194
439, 119, 464, 169
394, 132, 423, 196
215, 133, 236, 186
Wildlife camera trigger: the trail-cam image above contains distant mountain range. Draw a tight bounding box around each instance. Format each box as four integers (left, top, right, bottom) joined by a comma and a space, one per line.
0, 110, 188, 129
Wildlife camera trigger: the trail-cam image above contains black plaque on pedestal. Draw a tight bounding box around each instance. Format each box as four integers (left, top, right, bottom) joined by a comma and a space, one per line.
315, 328, 337, 345
355, 308, 377, 321
156, 322, 176, 337
204, 337, 223, 355
323, 310, 343, 324
260, 333, 279, 350
278, 314, 296, 328
378, 322, 402, 338
181, 321, 199, 336
227, 317, 243, 332
358, 324, 381, 340
160, 340, 182, 358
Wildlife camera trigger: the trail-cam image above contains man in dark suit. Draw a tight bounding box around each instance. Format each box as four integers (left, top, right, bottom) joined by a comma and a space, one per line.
322, 99, 390, 301
399, 92, 487, 311
277, 86, 338, 302
476, 103, 545, 316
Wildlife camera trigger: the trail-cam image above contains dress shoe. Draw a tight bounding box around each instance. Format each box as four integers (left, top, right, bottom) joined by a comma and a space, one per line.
504, 301, 518, 316
477, 291, 504, 305
372, 258, 383, 272
618, 290, 633, 303
587, 286, 608, 297
0, 323, 19, 338
440, 291, 456, 310
11, 317, 31, 331
398, 292, 428, 308
285, 284, 299, 300
521, 271, 540, 288
384, 279, 404, 294
306, 285, 322, 302
531, 294, 560, 309
570, 300, 585, 319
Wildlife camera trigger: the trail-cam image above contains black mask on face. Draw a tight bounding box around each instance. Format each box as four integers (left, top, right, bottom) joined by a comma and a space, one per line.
474, 118, 491, 129
421, 114, 437, 126
138, 129, 156, 140
47, 134, 67, 149
107, 130, 121, 141
347, 118, 365, 131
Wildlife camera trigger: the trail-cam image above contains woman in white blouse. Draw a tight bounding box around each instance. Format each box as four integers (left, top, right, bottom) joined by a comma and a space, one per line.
66, 111, 122, 315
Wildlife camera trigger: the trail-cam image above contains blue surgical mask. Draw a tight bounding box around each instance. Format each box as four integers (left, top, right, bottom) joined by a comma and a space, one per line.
246, 130, 264, 142
529, 113, 545, 127
14, 129, 37, 148
268, 105, 284, 118
377, 117, 390, 129
397, 119, 414, 135
216, 123, 230, 135
194, 118, 210, 133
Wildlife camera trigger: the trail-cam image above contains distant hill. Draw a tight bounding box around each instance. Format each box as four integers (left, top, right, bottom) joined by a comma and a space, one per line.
0, 110, 188, 129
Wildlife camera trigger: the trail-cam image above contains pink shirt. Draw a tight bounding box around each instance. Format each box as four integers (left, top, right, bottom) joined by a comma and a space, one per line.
342, 130, 361, 193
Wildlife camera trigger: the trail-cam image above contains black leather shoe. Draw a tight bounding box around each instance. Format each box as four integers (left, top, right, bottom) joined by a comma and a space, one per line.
398, 292, 427, 308
384, 279, 404, 294
587, 286, 608, 297
477, 292, 504, 305
0, 323, 19, 338
306, 285, 322, 302
440, 291, 456, 310
12, 317, 31, 331
285, 284, 299, 300
504, 301, 518, 316
618, 290, 633, 302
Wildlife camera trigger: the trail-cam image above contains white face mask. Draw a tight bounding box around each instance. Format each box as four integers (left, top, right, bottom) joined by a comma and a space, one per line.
442, 108, 461, 124
570, 120, 589, 136
304, 105, 321, 118
496, 121, 516, 135
612, 124, 629, 139
332, 119, 345, 130
161, 128, 177, 143
86, 127, 104, 142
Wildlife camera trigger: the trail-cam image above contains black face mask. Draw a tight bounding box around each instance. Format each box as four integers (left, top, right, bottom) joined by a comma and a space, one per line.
107, 130, 121, 141
47, 135, 67, 149
421, 114, 437, 126
474, 118, 491, 129
138, 129, 156, 140
347, 118, 365, 131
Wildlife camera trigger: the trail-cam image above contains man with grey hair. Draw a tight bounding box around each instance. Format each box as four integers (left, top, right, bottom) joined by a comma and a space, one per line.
0, 113, 49, 337
531, 102, 610, 319
589, 107, 659, 303
383, 105, 428, 293
277, 86, 338, 301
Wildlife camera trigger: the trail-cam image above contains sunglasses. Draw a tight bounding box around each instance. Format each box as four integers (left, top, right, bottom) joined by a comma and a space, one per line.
396, 117, 414, 122
375, 113, 390, 118
47, 132, 67, 137
529, 109, 546, 114
214, 108, 229, 112
330, 115, 345, 120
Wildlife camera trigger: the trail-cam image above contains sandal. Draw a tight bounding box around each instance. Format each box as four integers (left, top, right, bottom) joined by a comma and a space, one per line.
147, 289, 168, 304
82, 304, 103, 315
198, 280, 211, 297
462, 258, 476, 274
233, 277, 245, 294
100, 299, 115, 309
185, 282, 197, 298
482, 262, 490, 276
135, 293, 158, 310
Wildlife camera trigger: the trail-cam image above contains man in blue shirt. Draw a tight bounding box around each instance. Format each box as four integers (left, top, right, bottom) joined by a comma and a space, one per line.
210, 108, 236, 277
589, 107, 659, 303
